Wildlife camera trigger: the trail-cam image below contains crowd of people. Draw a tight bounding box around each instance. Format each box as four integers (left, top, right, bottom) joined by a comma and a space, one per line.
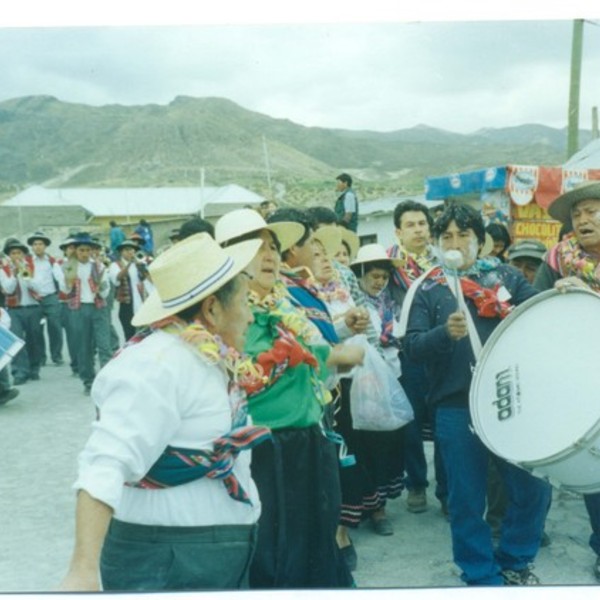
1, 176, 599, 591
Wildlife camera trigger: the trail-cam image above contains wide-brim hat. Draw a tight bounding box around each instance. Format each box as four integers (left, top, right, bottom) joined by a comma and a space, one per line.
215, 208, 305, 252
59, 237, 78, 250
351, 243, 403, 269
507, 239, 547, 261
312, 225, 343, 257
478, 233, 495, 258
27, 231, 52, 246
340, 227, 360, 261
547, 180, 600, 223
116, 240, 140, 252
3, 238, 29, 255
132, 232, 261, 327
72, 233, 102, 248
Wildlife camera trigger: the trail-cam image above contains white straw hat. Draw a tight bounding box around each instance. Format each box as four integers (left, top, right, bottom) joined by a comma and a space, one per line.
479, 233, 495, 258
312, 225, 343, 257
351, 243, 403, 268
215, 208, 305, 252
132, 232, 261, 327
340, 228, 360, 261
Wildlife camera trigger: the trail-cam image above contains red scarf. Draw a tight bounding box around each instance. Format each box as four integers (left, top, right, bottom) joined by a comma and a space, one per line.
429, 267, 512, 319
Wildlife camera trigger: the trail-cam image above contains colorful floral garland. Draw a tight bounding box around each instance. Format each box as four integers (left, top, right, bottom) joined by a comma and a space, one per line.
248, 280, 321, 343
314, 269, 351, 305
247, 280, 331, 405
152, 315, 266, 389
554, 233, 600, 292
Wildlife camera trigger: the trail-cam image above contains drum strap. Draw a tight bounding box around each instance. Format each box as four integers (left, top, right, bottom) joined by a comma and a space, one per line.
396, 266, 483, 360
447, 277, 483, 360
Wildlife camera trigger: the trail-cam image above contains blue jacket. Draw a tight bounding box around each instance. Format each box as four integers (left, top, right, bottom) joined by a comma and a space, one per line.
403, 262, 537, 408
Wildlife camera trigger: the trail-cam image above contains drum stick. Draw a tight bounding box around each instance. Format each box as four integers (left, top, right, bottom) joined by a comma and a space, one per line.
443, 250, 464, 311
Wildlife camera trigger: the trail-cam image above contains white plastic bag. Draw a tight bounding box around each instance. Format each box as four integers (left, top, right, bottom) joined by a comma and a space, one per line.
348, 335, 414, 431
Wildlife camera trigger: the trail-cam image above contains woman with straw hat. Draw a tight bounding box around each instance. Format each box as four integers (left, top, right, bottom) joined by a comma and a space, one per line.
345, 244, 407, 537
61, 233, 271, 592
215, 209, 365, 589
311, 228, 399, 569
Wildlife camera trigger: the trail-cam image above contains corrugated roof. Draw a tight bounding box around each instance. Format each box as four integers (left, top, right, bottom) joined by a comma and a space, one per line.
3, 184, 264, 217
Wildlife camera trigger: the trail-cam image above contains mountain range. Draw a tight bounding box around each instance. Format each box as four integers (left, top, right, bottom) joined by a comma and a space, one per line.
0, 95, 592, 206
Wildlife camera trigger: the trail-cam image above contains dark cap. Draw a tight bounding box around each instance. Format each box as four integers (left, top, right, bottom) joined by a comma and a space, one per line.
507, 239, 547, 261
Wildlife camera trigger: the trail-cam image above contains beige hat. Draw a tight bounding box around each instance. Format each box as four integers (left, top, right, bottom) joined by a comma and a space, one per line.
215, 208, 305, 252
312, 225, 343, 257
340, 228, 360, 261
547, 180, 600, 223
479, 233, 495, 258
132, 232, 261, 327
351, 243, 403, 269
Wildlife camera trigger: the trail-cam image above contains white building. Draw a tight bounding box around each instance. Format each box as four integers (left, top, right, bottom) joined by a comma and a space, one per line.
358, 195, 442, 249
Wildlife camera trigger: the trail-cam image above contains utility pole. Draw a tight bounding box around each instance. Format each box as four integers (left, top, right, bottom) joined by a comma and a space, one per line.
262, 135, 273, 197
592, 107, 599, 139
567, 19, 585, 159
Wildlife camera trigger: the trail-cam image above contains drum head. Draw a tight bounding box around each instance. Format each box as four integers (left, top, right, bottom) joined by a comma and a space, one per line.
470, 288, 600, 463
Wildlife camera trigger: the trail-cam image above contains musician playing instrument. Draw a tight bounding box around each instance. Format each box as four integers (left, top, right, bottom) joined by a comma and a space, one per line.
63, 233, 112, 395
108, 240, 155, 340
0, 238, 44, 385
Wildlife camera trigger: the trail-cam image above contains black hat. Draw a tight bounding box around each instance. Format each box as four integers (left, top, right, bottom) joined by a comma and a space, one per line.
27, 231, 52, 246
116, 240, 140, 252
507, 239, 547, 262
3, 238, 29, 255
72, 233, 101, 248
59, 237, 78, 250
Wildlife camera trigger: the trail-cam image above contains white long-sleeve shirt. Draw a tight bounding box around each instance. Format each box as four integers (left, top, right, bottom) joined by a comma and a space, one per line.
0, 269, 42, 306
74, 330, 261, 527
32, 254, 67, 296
75, 261, 110, 303
108, 261, 154, 313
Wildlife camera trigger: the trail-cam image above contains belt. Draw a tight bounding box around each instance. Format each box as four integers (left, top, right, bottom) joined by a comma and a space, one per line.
11, 305, 39, 309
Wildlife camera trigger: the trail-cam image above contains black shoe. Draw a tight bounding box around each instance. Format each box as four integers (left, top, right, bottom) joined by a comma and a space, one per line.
540, 531, 551, 547
13, 376, 28, 386
29, 373, 40, 381
371, 516, 393, 536
340, 542, 358, 572
0, 388, 19, 405
83, 385, 92, 396
53, 358, 65, 366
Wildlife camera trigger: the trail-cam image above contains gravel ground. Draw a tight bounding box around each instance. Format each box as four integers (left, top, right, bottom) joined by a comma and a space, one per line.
0, 355, 598, 597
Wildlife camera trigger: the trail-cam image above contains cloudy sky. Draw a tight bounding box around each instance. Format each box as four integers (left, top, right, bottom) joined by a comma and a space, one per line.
2, 2, 599, 134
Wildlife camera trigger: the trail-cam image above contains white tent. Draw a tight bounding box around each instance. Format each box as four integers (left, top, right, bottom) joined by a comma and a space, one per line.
3, 184, 265, 220
564, 138, 600, 169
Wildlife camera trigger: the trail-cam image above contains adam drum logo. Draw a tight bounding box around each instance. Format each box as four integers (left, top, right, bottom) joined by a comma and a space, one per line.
493, 367, 514, 421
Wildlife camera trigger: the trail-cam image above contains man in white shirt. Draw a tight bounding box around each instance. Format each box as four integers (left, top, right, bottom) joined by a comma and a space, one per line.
0, 307, 20, 404
63, 233, 112, 395
0, 238, 44, 385
27, 232, 67, 366
108, 239, 154, 341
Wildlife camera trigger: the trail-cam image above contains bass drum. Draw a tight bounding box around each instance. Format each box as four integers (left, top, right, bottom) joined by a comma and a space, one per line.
469, 287, 600, 493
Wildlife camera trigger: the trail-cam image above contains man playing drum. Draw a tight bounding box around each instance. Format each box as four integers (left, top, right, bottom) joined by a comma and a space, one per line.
534, 180, 600, 581
403, 202, 551, 586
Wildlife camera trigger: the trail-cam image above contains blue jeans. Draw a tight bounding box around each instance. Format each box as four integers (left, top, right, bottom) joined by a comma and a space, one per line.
400, 355, 430, 490
584, 492, 600, 557
435, 407, 551, 585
